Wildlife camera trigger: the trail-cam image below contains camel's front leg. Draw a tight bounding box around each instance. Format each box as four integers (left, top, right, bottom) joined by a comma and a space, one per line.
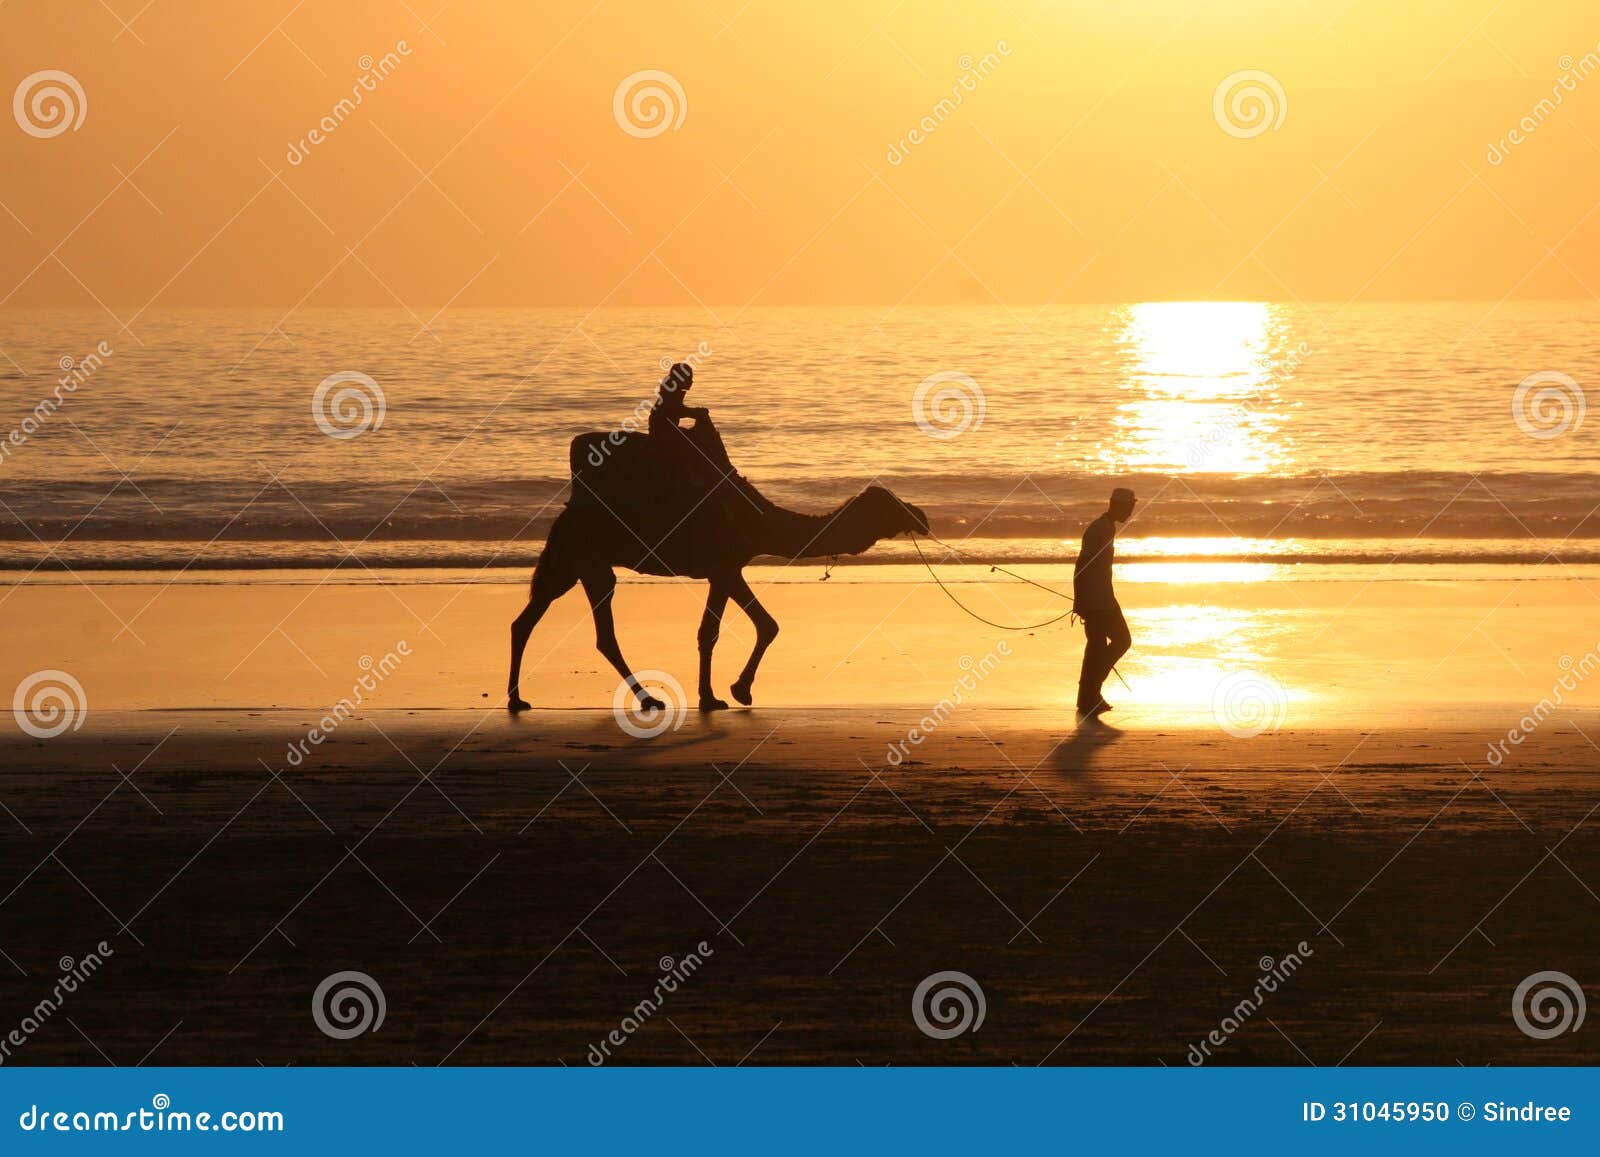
580, 567, 664, 712
727, 573, 778, 707
698, 581, 731, 712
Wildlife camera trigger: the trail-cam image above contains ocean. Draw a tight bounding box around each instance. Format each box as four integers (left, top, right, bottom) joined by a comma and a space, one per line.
0, 301, 1593, 574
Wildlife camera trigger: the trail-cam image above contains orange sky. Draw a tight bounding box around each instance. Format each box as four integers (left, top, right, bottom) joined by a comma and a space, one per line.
3, 0, 1600, 310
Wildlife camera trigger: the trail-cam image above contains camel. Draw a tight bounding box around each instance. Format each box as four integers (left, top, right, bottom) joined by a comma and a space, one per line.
507, 431, 928, 714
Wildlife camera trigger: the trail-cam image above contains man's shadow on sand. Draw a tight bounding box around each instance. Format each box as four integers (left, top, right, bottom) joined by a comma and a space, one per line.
1048, 717, 1124, 780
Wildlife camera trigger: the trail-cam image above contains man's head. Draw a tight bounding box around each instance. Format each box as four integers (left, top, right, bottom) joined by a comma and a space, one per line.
662, 362, 694, 396
1109, 486, 1137, 523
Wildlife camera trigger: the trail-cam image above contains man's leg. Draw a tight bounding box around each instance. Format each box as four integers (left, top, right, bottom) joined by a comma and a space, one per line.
1105, 605, 1131, 669
1077, 617, 1110, 713
1082, 607, 1132, 715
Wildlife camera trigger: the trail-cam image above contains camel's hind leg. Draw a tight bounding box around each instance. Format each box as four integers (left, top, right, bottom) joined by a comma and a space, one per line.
580, 566, 665, 712
507, 554, 579, 712
697, 580, 731, 712
727, 572, 779, 707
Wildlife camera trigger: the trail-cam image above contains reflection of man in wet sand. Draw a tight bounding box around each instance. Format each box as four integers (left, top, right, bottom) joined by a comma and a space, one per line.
1075, 487, 1136, 721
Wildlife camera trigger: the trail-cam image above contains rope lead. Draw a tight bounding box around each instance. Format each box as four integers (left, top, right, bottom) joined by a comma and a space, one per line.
908, 533, 1081, 632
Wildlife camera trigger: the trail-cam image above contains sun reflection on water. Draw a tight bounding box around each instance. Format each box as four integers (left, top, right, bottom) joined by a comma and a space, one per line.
1101, 301, 1299, 476
1122, 605, 1314, 715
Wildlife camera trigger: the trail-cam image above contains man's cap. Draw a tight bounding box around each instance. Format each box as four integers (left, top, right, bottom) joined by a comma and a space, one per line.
1111, 487, 1136, 504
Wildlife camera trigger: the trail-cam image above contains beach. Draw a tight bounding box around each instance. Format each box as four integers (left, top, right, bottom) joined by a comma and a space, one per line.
2, 567, 1597, 1065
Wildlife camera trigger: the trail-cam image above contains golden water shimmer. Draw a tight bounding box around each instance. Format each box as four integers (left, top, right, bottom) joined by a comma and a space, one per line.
1, 302, 1595, 570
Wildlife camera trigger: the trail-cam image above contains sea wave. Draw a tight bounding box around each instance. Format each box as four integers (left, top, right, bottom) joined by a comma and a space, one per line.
5, 533, 1600, 573
0, 469, 1594, 548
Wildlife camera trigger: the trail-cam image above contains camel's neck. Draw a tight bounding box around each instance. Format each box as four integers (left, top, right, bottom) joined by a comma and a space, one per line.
756, 499, 885, 560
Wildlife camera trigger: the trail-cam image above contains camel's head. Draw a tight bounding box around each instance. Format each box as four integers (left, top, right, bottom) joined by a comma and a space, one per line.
856, 485, 930, 538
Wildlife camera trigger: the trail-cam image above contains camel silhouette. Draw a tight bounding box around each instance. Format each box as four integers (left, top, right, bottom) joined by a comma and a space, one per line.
507, 431, 929, 713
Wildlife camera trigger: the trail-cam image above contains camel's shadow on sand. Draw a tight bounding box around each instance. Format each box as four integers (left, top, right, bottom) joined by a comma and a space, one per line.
504, 704, 763, 768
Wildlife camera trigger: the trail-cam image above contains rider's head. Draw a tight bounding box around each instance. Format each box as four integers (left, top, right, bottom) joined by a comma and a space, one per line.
1109, 487, 1137, 522
662, 362, 694, 396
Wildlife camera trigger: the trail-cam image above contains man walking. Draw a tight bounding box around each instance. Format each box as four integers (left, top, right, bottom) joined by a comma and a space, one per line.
1074, 487, 1136, 720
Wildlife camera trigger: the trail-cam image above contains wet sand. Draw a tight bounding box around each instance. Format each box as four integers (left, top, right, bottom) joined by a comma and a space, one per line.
1, 573, 1598, 1065
2, 706, 1597, 1066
